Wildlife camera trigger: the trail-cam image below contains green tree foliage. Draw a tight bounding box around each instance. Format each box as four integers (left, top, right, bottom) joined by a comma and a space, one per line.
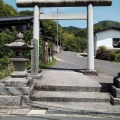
75, 29, 87, 38
94, 20, 120, 32
0, 27, 17, 68
42, 20, 58, 40
62, 32, 87, 52
0, 0, 18, 17
63, 26, 80, 34
19, 10, 34, 16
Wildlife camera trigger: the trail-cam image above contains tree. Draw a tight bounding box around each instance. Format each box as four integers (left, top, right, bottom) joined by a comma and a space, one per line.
42, 20, 61, 42
0, 0, 18, 17
19, 10, 34, 16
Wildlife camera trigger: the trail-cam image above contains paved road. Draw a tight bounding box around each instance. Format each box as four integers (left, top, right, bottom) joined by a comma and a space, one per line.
52, 51, 120, 77
0, 116, 119, 120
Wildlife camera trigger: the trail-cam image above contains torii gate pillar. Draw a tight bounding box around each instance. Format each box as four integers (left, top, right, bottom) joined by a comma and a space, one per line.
87, 4, 94, 70
84, 4, 98, 75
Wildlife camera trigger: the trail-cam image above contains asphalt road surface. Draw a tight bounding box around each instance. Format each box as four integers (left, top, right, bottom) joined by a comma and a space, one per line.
0, 116, 119, 120
53, 51, 120, 77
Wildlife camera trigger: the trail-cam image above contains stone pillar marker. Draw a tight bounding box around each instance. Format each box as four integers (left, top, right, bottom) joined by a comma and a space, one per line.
29, 5, 42, 79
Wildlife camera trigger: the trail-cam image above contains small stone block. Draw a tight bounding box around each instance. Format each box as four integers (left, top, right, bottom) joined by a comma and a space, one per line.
27, 110, 46, 115
112, 86, 120, 98
110, 95, 120, 105
118, 72, 120, 77
0, 96, 21, 106
5, 78, 30, 87
84, 70, 98, 76
9, 109, 30, 115
21, 95, 29, 106
114, 77, 120, 88
0, 86, 30, 95
28, 74, 42, 79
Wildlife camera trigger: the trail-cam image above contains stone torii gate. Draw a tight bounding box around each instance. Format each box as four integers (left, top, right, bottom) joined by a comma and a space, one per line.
16, 0, 112, 78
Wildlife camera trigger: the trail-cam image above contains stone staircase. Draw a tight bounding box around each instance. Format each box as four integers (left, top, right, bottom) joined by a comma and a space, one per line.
29, 70, 113, 112
30, 85, 110, 103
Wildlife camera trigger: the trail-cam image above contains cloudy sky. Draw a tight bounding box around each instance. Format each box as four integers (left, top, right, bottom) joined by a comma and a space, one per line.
3, 0, 120, 28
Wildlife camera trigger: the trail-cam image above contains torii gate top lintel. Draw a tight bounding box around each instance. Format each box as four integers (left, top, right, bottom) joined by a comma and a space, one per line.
16, 0, 112, 7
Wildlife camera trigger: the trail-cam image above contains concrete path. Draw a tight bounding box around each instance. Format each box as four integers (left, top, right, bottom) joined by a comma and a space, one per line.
53, 51, 120, 77
34, 70, 101, 87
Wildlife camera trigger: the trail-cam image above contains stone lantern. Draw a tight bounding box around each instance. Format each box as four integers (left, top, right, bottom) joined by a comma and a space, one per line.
5, 33, 34, 87
0, 33, 35, 107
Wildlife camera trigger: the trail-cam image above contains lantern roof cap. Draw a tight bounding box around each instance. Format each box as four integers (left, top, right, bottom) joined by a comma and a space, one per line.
5, 33, 34, 50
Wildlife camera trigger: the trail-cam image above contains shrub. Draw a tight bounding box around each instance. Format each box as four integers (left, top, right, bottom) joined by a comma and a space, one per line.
96, 46, 110, 61
96, 46, 120, 62
109, 50, 118, 62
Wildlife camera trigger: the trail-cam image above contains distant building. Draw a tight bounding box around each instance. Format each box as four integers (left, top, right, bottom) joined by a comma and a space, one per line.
0, 16, 34, 32
94, 27, 120, 55
0, 15, 57, 53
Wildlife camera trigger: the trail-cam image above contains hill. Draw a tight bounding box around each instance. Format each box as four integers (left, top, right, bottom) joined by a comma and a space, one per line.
63, 20, 120, 37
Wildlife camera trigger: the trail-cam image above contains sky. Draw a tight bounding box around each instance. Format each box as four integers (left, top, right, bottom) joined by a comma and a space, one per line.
3, 0, 120, 28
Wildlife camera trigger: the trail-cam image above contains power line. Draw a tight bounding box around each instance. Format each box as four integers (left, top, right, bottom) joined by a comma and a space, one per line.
40, 8, 44, 14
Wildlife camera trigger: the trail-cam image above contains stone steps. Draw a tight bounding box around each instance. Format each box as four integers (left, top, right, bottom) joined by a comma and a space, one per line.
29, 101, 119, 113
30, 91, 110, 103
29, 70, 113, 109
34, 85, 110, 92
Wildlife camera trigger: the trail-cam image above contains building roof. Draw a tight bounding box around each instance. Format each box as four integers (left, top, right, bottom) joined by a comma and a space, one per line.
95, 27, 120, 34
0, 15, 53, 41
0, 16, 33, 22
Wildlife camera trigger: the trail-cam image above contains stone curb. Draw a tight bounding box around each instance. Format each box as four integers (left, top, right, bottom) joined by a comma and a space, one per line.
47, 109, 120, 117
0, 108, 120, 119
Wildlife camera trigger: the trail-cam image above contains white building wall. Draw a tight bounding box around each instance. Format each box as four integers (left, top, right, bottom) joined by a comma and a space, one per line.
97, 38, 112, 48
95, 29, 120, 49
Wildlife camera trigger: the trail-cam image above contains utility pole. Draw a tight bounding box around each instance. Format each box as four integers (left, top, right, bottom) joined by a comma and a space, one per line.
56, 8, 59, 53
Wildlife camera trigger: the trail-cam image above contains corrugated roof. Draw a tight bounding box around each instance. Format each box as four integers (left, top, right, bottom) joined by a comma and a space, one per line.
0, 16, 33, 22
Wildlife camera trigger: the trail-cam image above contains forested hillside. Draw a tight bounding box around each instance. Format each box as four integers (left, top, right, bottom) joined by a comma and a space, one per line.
63, 20, 120, 37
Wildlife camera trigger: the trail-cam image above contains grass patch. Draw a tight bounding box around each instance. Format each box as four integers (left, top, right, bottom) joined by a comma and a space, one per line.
39, 57, 57, 69
0, 68, 10, 80
96, 70, 104, 73
0, 63, 14, 80
0, 57, 57, 80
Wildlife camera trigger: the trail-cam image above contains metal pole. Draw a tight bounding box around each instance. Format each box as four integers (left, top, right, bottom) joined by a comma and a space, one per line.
56, 8, 59, 53
31, 5, 40, 75
57, 8, 58, 46
87, 4, 94, 70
